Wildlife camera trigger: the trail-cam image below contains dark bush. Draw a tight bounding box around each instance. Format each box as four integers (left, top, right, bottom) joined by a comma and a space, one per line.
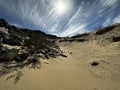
71, 33, 89, 38
96, 25, 117, 35
113, 36, 120, 42
76, 39, 88, 42
3, 37, 21, 46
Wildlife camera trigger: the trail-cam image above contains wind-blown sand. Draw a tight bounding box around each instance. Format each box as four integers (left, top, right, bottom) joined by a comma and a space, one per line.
0, 41, 120, 90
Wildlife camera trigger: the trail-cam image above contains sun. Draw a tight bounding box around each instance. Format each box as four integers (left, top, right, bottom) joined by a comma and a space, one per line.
53, 0, 72, 15
56, 1, 66, 13
55, 1, 68, 14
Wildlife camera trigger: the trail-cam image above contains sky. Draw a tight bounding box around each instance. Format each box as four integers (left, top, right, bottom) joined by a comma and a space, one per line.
0, 0, 120, 37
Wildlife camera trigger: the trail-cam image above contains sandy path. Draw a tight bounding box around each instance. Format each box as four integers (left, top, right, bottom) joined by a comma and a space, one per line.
0, 41, 120, 90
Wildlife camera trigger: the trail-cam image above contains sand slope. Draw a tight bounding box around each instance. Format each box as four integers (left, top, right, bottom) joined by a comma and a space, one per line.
0, 40, 120, 90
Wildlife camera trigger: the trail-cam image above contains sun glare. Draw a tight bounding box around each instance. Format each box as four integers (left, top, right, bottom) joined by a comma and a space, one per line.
57, 1, 66, 13
55, 1, 68, 14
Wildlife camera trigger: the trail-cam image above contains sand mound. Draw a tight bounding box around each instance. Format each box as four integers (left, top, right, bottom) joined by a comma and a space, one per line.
0, 41, 120, 90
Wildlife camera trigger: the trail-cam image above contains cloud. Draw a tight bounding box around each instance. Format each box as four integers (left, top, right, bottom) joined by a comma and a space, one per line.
103, 18, 112, 26
0, 0, 120, 37
59, 24, 86, 37
101, 0, 118, 6
10, 23, 23, 28
66, 6, 82, 26
113, 15, 120, 23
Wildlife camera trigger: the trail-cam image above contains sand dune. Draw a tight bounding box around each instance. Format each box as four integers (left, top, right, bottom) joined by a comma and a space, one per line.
0, 19, 120, 90
0, 40, 120, 90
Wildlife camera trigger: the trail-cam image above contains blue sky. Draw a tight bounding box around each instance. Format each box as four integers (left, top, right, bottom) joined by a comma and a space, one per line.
0, 0, 120, 37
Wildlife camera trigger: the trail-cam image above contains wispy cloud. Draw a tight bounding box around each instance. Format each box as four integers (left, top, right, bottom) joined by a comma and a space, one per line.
59, 24, 86, 37
113, 15, 120, 23
10, 23, 23, 28
103, 18, 112, 26
100, 0, 118, 6
0, 0, 120, 37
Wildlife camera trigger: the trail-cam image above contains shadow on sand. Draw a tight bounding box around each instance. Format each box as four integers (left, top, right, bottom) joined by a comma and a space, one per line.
0, 59, 41, 84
